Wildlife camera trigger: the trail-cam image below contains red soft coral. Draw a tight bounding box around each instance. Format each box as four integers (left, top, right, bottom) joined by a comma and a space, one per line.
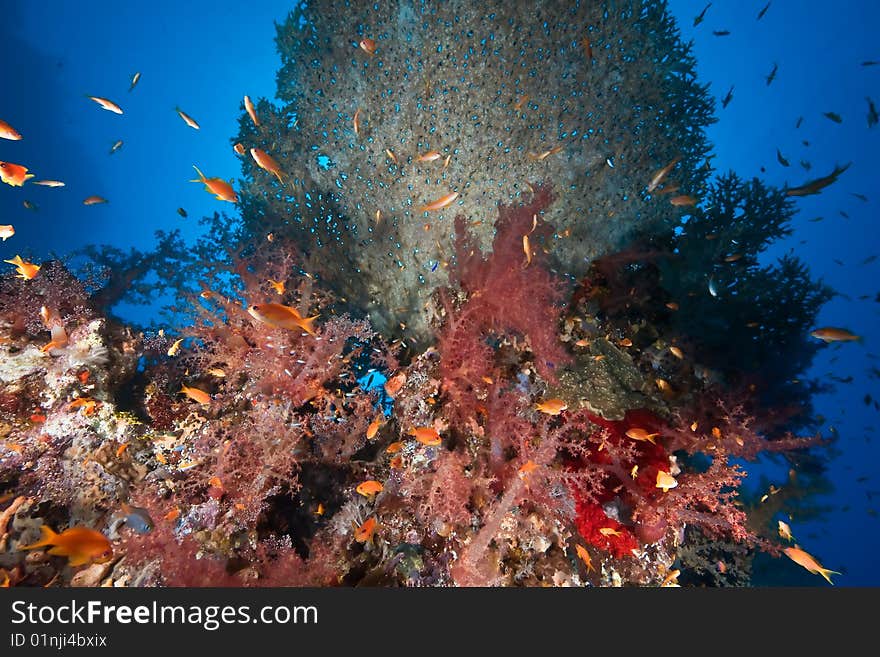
437, 184, 571, 426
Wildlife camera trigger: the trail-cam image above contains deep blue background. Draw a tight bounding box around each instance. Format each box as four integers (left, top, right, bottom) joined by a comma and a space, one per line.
1, 1, 877, 584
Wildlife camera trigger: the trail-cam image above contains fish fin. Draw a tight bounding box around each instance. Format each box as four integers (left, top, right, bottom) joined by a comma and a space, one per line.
19, 524, 58, 550
190, 165, 206, 182
819, 568, 841, 585
24, 174, 34, 181
66, 554, 90, 567
298, 315, 320, 336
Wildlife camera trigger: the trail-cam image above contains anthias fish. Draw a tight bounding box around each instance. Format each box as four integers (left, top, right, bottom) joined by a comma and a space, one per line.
250, 148, 284, 183
191, 165, 237, 202
19, 525, 113, 567
87, 96, 123, 114
244, 95, 260, 126
420, 191, 459, 212
783, 546, 840, 585
0, 161, 33, 187
248, 303, 319, 336
0, 119, 22, 140
176, 107, 200, 129
4, 255, 40, 280
810, 327, 860, 342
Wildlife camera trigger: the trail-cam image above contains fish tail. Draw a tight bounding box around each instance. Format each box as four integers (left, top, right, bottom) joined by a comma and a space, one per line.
298, 315, 320, 336
19, 524, 58, 550
190, 165, 206, 182
819, 567, 841, 585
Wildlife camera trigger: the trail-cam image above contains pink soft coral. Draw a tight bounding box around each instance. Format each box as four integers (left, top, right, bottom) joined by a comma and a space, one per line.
437, 184, 570, 426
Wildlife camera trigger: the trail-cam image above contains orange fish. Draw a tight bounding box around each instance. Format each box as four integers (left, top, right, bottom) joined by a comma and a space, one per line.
386, 441, 404, 454
389, 455, 403, 469
353, 108, 362, 136
180, 384, 211, 405
660, 569, 681, 587
669, 194, 698, 207
83, 195, 108, 205
385, 148, 398, 164
4, 255, 40, 280
669, 345, 684, 359
420, 191, 459, 212
175, 107, 200, 130
354, 516, 378, 542
233, 142, 246, 156
33, 180, 65, 187
599, 527, 623, 537
68, 397, 99, 415
356, 480, 384, 497
164, 508, 180, 522
647, 156, 681, 193
191, 165, 237, 202
656, 470, 678, 492
526, 144, 564, 161
535, 398, 568, 415
244, 95, 260, 127
783, 546, 840, 585
0, 119, 22, 140
513, 94, 530, 111
575, 544, 595, 572
522, 234, 532, 267
408, 426, 441, 446
358, 38, 376, 55
366, 415, 383, 440
267, 279, 286, 295
383, 372, 406, 397
250, 148, 284, 183
778, 520, 794, 542
625, 427, 660, 444
19, 525, 113, 567
87, 96, 123, 114
416, 150, 442, 163
0, 225, 15, 241
0, 568, 9, 587
809, 327, 860, 343
0, 161, 34, 187
666, 302, 679, 311
247, 303, 319, 336
518, 460, 538, 479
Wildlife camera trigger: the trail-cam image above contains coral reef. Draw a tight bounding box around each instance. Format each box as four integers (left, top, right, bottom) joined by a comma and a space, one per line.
0, 1, 836, 589
243, 0, 715, 339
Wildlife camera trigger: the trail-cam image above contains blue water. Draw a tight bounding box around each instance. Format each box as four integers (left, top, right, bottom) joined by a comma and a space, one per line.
667, 0, 880, 585
2, 1, 877, 584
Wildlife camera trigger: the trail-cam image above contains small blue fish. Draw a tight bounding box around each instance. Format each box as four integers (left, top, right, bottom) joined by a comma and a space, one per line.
120, 502, 154, 534
708, 277, 718, 297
